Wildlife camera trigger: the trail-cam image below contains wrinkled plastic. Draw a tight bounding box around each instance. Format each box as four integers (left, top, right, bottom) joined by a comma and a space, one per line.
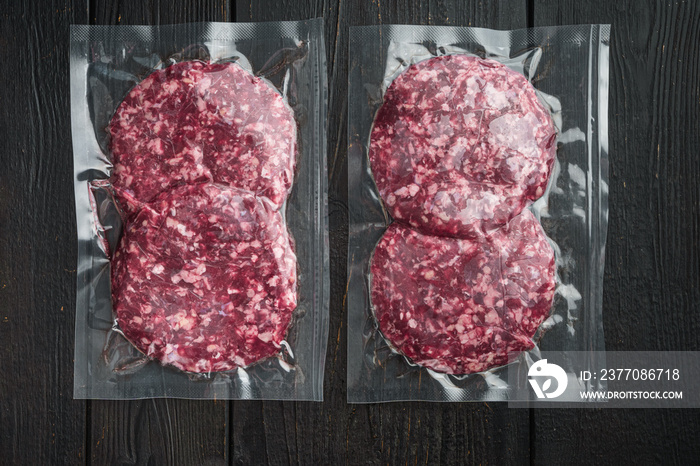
71, 20, 328, 400
347, 24, 610, 402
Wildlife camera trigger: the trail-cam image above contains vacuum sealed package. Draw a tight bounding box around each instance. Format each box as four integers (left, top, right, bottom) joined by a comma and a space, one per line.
70, 19, 328, 400
347, 24, 609, 402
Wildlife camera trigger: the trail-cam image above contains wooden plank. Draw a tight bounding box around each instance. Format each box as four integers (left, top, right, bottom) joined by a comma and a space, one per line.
87, 2, 231, 466
236, 1, 531, 465
90, 0, 232, 24
531, 1, 700, 464
428, 0, 529, 28
232, 3, 351, 463
0, 1, 88, 464
347, 2, 532, 465
90, 399, 229, 465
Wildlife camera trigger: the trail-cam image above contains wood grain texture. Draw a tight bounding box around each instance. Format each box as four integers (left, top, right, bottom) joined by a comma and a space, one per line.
86, 3, 231, 466
531, 1, 700, 465
2, 0, 700, 464
237, 1, 531, 465
89, 0, 232, 24
89, 399, 228, 466
0, 1, 88, 464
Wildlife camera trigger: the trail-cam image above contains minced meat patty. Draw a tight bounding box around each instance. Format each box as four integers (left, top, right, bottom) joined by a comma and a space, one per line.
370, 209, 556, 374
369, 55, 556, 238
111, 183, 297, 373
110, 60, 296, 214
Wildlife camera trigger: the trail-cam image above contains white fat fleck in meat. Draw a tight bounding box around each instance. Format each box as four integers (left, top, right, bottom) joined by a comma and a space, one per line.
172, 222, 193, 238
488, 112, 539, 157
455, 191, 500, 222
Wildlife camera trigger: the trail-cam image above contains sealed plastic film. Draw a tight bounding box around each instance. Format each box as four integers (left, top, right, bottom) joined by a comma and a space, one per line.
347, 24, 609, 402
71, 20, 328, 400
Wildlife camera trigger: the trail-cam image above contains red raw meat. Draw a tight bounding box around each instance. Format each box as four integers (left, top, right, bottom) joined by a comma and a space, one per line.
110, 60, 296, 214
370, 210, 556, 374
369, 55, 556, 238
111, 183, 297, 373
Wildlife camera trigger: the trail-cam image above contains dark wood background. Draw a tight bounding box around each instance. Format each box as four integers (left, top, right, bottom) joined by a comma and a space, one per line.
1, 0, 699, 464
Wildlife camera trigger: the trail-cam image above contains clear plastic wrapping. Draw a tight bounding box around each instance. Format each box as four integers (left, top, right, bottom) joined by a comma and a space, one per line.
347, 24, 610, 402
71, 20, 328, 400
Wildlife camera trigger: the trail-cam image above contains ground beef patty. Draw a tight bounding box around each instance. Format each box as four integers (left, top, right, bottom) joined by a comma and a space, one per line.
111, 183, 297, 373
370, 210, 556, 374
369, 55, 557, 238
110, 60, 296, 214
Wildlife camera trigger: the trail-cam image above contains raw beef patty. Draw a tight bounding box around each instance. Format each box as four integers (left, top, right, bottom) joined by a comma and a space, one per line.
111, 183, 297, 373
110, 60, 296, 213
369, 55, 556, 238
370, 209, 556, 374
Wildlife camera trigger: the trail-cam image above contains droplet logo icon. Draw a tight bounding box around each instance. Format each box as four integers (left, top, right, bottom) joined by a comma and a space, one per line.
528, 359, 568, 399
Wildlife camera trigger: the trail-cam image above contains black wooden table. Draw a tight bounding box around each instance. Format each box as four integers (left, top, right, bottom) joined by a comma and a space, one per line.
1, 1, 699, 464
